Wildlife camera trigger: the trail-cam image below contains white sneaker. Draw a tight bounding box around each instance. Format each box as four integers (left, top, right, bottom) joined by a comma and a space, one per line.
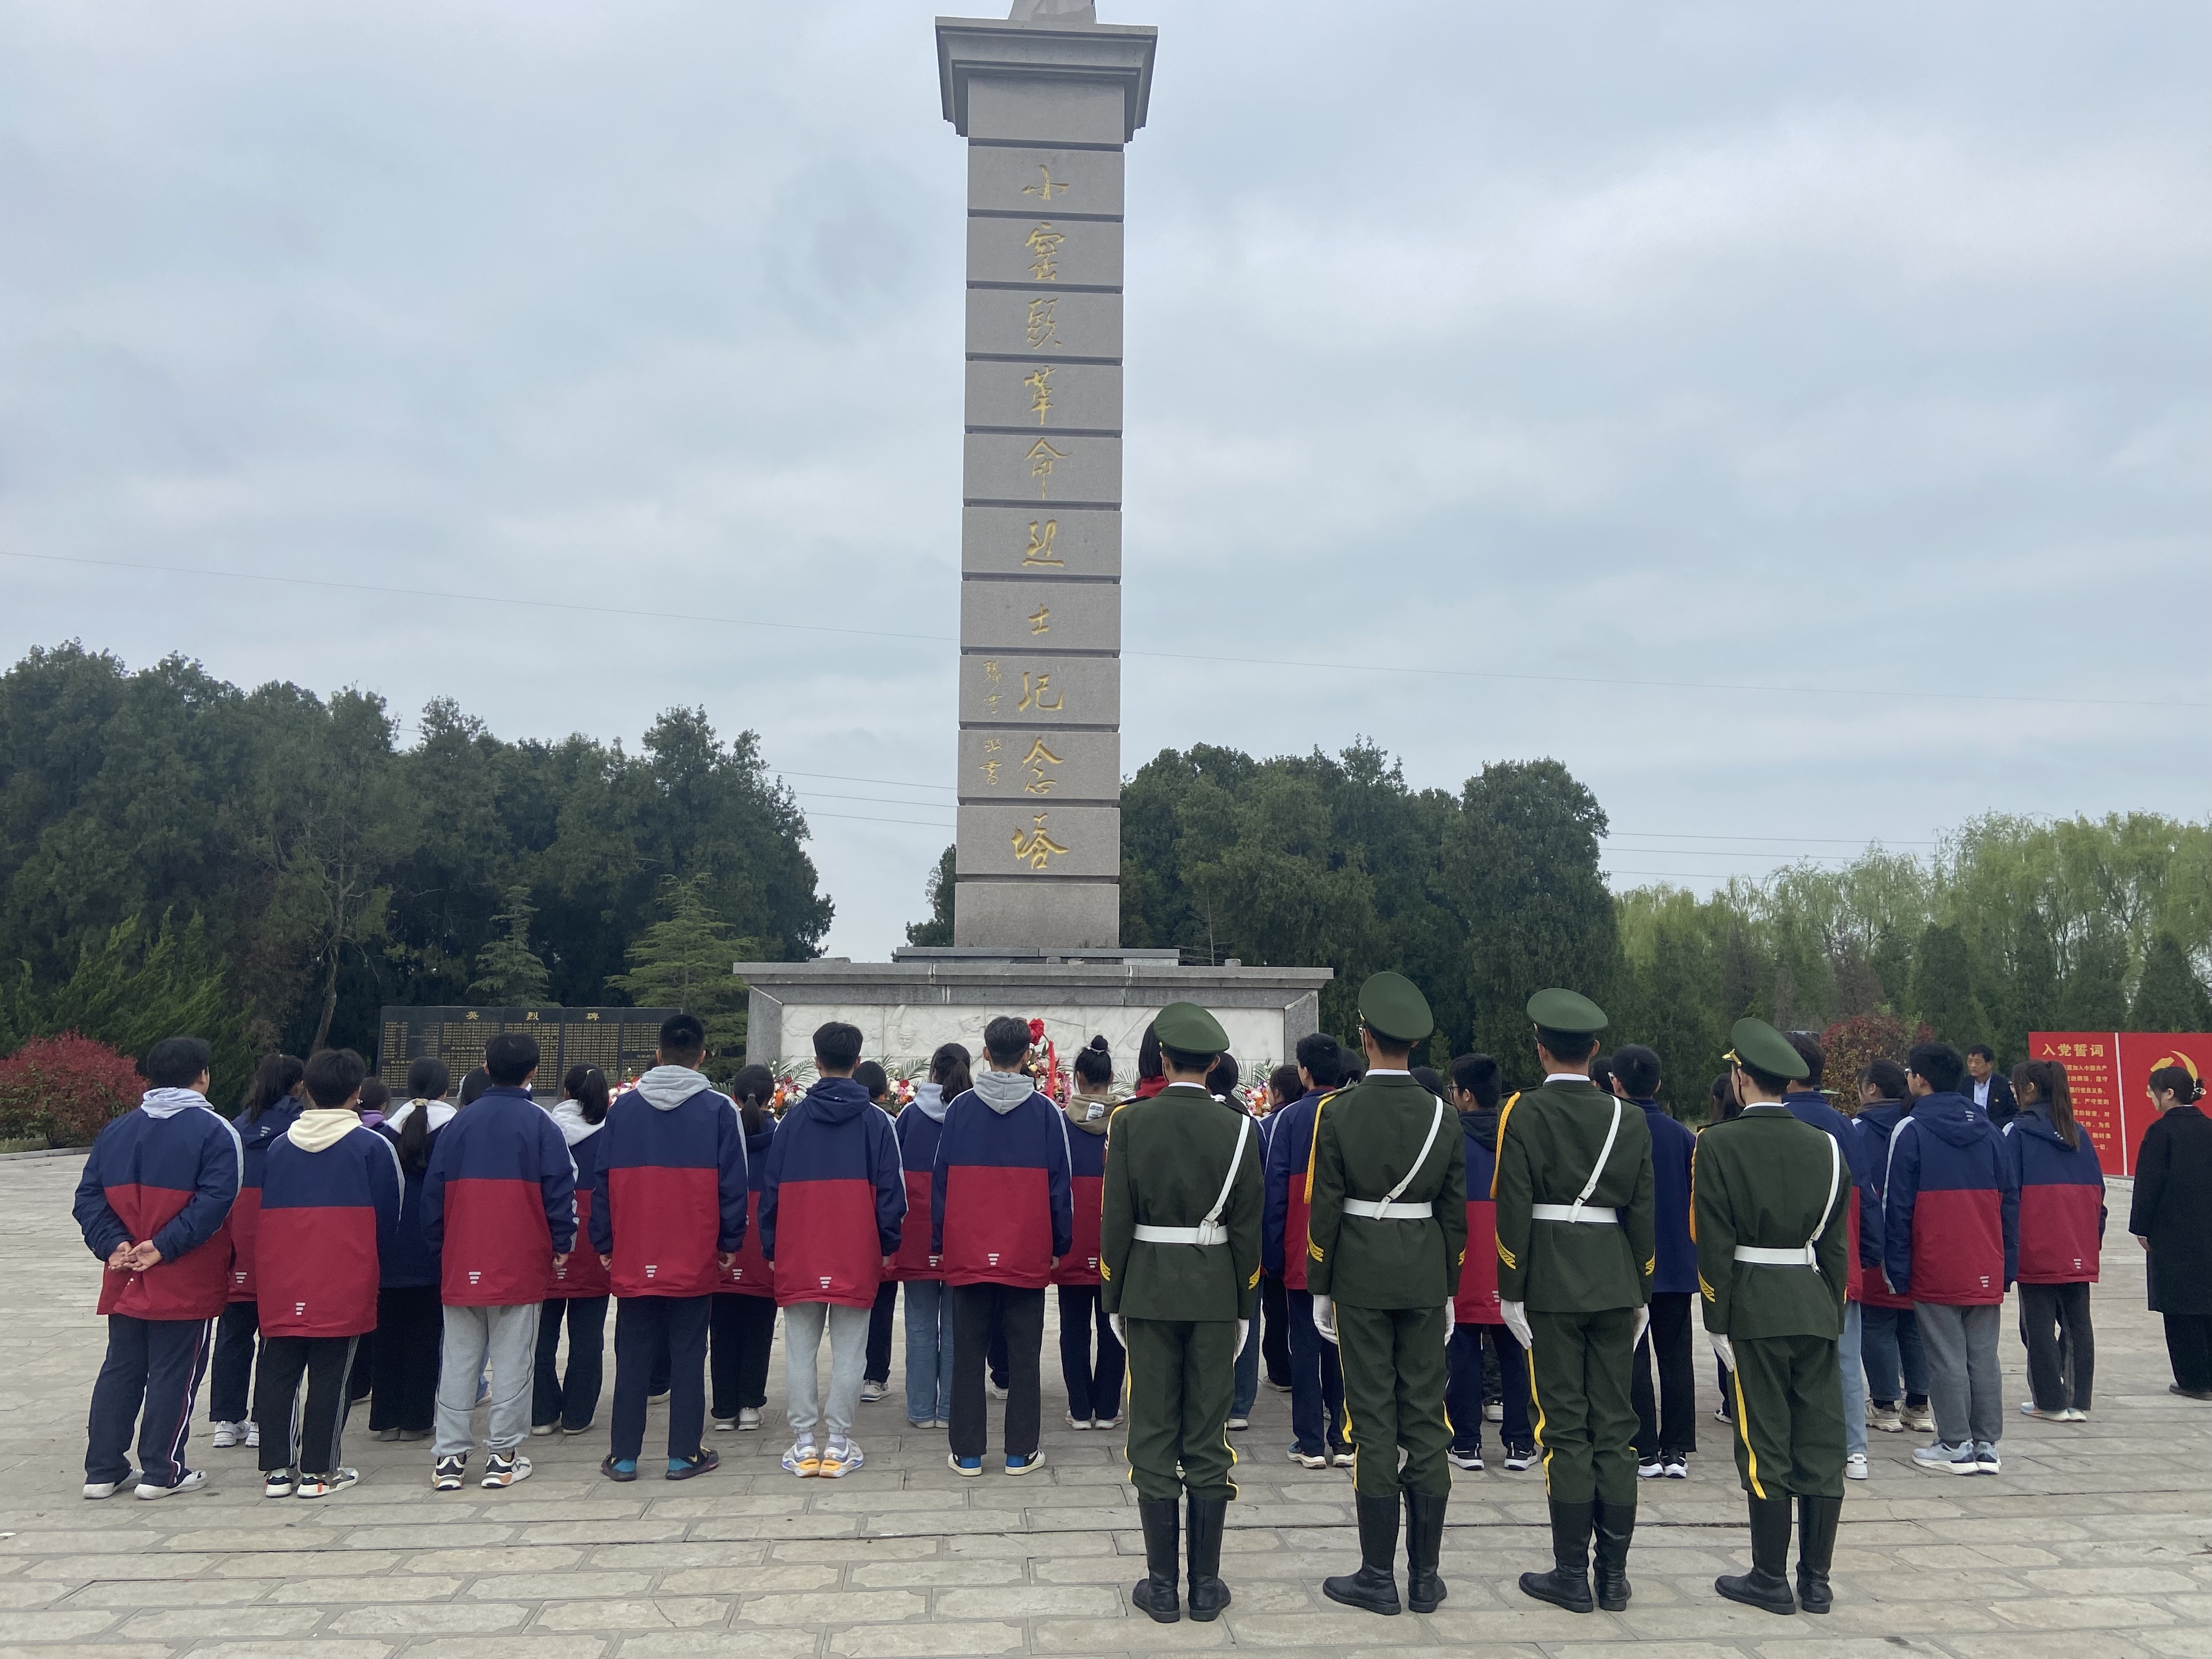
712, 1417, 740, 1432
1448, 1447, 1484, 1471
1484, 1403, 1503, 1423
1094, 1413, 1124, 1431
1638, 1457, 1664, 1480
210, 1421, 243, 1450
479, 1452, 532, 1488
1845, 1452, 1869, 1481
987, 1381, 1009, 1401
529, 1423, 557, 1437
136, 1469, 206, 1500
1287, 1446, 1327, 1469
83, 1476, 128, 1499
738, 1408, 762, 1431
2061, 1407, 2091, 1422
1066, 1414, 1092, 1430
859, 1380, 888, 1403
245, 1420, 259, 1447
1226, 1415, 1250, 1431
2019, 1401, 2068, 1421
296, 1468, 360, 1499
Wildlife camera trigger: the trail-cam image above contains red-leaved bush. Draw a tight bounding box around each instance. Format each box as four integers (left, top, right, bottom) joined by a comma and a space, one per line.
0, 1033, 146, 1147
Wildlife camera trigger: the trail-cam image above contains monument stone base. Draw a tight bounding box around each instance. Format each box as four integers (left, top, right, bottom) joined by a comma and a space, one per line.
735, 949, 1331, 1078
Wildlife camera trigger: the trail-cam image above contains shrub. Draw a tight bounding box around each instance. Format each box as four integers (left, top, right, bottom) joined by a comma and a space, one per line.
1821, 1013, 1932, 1116
0, 1033, 147, 1147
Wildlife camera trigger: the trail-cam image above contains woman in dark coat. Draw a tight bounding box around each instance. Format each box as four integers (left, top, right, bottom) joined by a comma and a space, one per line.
2127, 1063, 2212, 1398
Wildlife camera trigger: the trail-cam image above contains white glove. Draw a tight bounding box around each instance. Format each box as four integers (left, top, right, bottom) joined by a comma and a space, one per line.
1500, 1299, 1532, 1351
1109, 1313, 1125, 1347
1632, 1304, 1650, 1350
1444, 1305, 1455, 1348
1710, 1331, 1736, 1373
1312, 1294, 1339, 1346
1236, 1319, 1250, 1356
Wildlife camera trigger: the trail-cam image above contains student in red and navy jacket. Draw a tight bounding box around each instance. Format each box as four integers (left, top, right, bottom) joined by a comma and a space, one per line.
422, 1031, 577, 1491
368, 1057, 452, 1440
760, 1023, 905, 1476
888, 1044, 967, 1427
75, 1036, 242, 1499
1053, 1036, 1126, 1431
1261, 1031, 1350, 1467
1882, 1042, 2019, 1471
711, 1065, 781, 1431
589, 1013, 747, 1483
534, 1064, 614, 1436
208, 1053, 303, 1446
1850, 1060, 1931, 1429
932, 1014, 1074, 1476
253, 1048, 402, 1498
1444, 1052, 1532, 1471
2005, 1058, 2104, 1419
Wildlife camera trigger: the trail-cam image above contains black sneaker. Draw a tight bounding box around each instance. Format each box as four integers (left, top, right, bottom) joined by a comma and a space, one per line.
1503, 1442, 1538, 1471
432, 1455, 466, 1492
480, 1452, 532, 1488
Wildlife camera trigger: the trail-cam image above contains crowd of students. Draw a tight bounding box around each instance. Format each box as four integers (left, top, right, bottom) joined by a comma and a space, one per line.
68, 1012, 2201, 1503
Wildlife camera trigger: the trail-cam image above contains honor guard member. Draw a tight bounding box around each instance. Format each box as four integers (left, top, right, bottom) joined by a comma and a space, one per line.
1099, 1001, 1264, 1626
1307, 972, 1469, 1618
1495, 988, 1656, 1615
1699, 1018, 1852, 1617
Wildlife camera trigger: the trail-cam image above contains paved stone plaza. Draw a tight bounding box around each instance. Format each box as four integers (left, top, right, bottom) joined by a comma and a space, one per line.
4, 1154, 2209, 1659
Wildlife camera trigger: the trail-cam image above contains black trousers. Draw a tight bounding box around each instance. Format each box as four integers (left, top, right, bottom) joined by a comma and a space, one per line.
1447, 1321, 1531, 1449
369, 1285, 442, 1433
710, 1291, 778, 1417
951, 1283, 1043, 1459
2164, 1313, 2212, 1393
208, 1300, 259, 1423
256, 1334, 359, 1476
2019, 1281, 2095, 1412
534, 1295, 609, 1432
865, 1280, 898, 1384
347, 1330, 375, 1402
612, 1295, 710, 1464
1260, 1272, 1291, 1386
86, 1314, 212, 1488
1056, 1283, 1127, 1421
1631, 1290, 1699, 1458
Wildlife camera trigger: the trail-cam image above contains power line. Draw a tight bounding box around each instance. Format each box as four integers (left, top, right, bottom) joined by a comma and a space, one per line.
10, 547, 2208, 713
792, 788, 955, 812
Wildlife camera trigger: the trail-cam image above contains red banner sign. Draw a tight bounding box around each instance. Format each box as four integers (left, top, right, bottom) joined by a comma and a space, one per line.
2027, 1031, 2212, 1176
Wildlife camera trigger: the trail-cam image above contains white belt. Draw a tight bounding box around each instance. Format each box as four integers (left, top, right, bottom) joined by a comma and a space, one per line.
1341, 1199, 1432, 1221
1531, 1203, 1619, 1224
1133, 1222, 1228, 1246
1735, 1244, 1819, 1267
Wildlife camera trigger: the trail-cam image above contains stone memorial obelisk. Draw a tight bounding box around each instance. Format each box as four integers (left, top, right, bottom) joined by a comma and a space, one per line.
940, 2, 1153, 949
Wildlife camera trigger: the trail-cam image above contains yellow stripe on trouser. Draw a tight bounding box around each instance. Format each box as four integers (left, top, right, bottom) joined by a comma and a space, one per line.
1731, 1365, 1764, 1499
1526, 1348, 1551, 1494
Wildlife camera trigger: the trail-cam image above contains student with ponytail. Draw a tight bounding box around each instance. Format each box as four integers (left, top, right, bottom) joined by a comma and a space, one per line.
208, 1054, 306, 1449
369, 1059, 454, 1440
534, 1065, 613, 1436
2005, 1059, 2104, 1420
2128, 1059, 2212, 1398
711, 1065, 782, 1433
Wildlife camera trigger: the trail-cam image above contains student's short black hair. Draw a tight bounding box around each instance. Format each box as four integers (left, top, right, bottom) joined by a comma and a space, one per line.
1611, 1044, 1662, 1100
1449, 1052, 1502, 1110
358, 1078, 391, 1114
407, 1057, 451, 1101
1859, 1058, 1908, 1102
304, 1047, 368, 1108
813, 1021, 864, 1069
1535, 1025, 1600, 1063
984, 1015, 1033, 1065
1137, 1022, 1163, 1081
1588, 1057, 1615, 1096
1206, 1053, 1241, 1098
853, 1059, 889, 1100
1786, 1031, 1825, 1089
484, 1032, 540, 1086
1966, 1043, 1996, 1062
1410, 1064, 1444, 1096
144, 1035, 212, 1090
659, 1013, 707, 1059
459, 1066, 491, 1105
1908, 1042, 1966, 1094
1295, 1031, 1345, 1088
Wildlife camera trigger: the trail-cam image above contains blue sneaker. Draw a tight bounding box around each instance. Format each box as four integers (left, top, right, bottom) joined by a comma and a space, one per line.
1911, 1441, 1977, 1475
1973, 1441, 2001, 1474
598, 1455, 637, 1483
1005, 1450, 1046, 1477
947, 1453, 983, 1477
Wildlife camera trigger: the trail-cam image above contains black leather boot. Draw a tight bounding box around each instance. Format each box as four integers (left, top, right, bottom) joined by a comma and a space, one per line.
1185, 1494, 1231, 1622
1715, 1494, 1797, 1615
1517, 1498, 1595, 1613
1795, 1493, 1841, 1615
1593, 1494, 1634, 1611
1403, 1488, 1448, 1613
1323, 1491, 1403, 1615
1132, 1498, 1180, 1623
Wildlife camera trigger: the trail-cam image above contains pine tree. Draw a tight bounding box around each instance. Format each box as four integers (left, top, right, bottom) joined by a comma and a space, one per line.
905, 845, 957, 947
467, 886, 551, 1006
608, 875, 750, 1076
2129, 933, 2212, 1034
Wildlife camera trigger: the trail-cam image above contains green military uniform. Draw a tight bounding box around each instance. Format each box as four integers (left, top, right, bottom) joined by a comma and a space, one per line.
1099, 1002, 1262, 1626
1700, 1018, 1852, 1617
1494, 988, 1655, 1615
1306, 973, 1467, 1618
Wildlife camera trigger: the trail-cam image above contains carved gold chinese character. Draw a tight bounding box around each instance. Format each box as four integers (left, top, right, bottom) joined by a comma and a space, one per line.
1026, 438, 1069, 498
1011, 812, 1070, 871
1025, 222, 1065, 282
980, 759, 1002, 785
983, 659, 1001, 684
1025, 297, 1061, 351
1022, 163, 1070, 206
1023, 518, 1064, 567
1024, 365, 1054, 426
1022, 737, 1063, 796
984, 736, 1003, 753
1017, 671, 1063, 713
1028, 605, 1051, 636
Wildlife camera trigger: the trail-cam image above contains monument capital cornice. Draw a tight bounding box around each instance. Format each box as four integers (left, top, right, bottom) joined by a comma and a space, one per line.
935, 15, 1159, 142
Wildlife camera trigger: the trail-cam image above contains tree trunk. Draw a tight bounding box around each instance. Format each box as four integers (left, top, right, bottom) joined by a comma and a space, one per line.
312, 940, 341, 1052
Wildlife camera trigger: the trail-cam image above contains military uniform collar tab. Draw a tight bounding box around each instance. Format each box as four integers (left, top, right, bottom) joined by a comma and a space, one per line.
1363, 1068, 1412, 1078
1741, 1101, 1792, 1115
1544, 1073, 1592, 1085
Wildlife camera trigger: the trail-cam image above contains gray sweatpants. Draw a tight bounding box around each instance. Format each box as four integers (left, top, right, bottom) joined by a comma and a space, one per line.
1915, 1300, 2001, 1448
784, 1301, 871, 1448
435, 1302, 541, 1459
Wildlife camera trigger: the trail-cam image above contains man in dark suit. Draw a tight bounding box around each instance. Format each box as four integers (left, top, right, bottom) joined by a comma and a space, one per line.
1962, 1048, 2016, 1124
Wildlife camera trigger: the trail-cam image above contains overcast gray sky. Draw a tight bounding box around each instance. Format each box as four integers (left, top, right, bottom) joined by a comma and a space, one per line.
4, 2, 2208, 958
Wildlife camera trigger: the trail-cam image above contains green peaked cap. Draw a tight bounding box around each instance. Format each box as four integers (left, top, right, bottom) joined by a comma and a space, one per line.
1357, 971, 1434, 1043
1153, 1001, 1229, 1055
1728, 1017, 1809, 1081
1527, 988, 1608, 1034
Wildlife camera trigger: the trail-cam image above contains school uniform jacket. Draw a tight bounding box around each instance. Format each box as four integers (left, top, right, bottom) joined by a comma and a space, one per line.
1454, 1106, 1504, 1324
1261, 1087, 1328, 1292
1051, 1098, 1115, 1286
887, 1097, 949, 1281
1881, 1090, 2019, 1306
547, 1120, 611, 1299
74, 1090, 243, 1322
760, 1077, 904, 1310
258, 1115, 403, 1338
1852, 1101, 1914, 1310
373, 1105, 449, 1290
721, 1118, 779, 1297
1635, 1097, 1699, 1299
930, 1079, 1074, 1290
422, 1085, 578, 1306
226, 1097, 302, 1302
588, 1072, 747, 1299
1779, 1091, 1884, 1300
2005, 1107, 2105, 1284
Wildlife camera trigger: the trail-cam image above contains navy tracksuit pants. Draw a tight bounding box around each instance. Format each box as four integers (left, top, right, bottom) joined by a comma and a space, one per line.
86, 1314, 213, 1489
